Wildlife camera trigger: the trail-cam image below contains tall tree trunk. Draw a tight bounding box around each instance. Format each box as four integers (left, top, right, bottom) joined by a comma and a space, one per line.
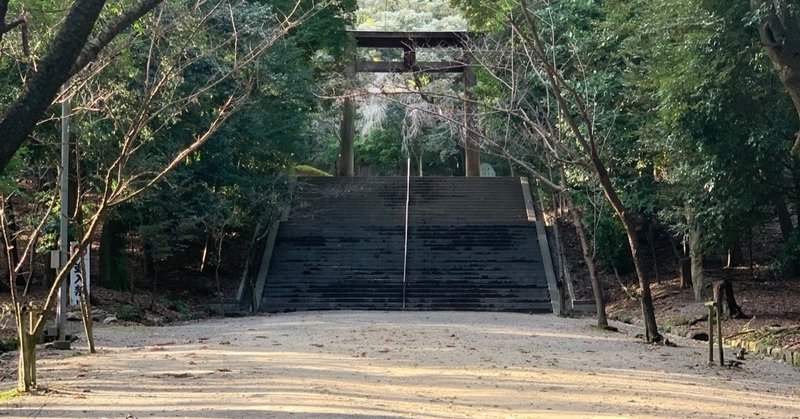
0, 0, 166, 173
668, 233, 692, 289
516, 0, 657, 339
591, 156, 661, 342
0, 0, 106, 173
560, 165, 608, 328
775, 194, 794, 241
753, 1, 800, 156
549, 201, 568, 316
98, 217, 128, 291
726, 237, 744, 268
15, 303, 38, 392
570, 203, 608, 328
686, 203, 706, 300
680, 250, 692, 290
620, 215, 661, 342
689, 232, 704, 299
723, 279, 746, 318
4, 201, 20, 271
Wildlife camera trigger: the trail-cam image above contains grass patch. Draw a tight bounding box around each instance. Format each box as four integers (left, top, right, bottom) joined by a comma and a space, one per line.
0, 388, 20, 402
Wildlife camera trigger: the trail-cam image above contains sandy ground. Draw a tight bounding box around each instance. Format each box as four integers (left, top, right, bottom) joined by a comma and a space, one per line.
2, 311, 800, 418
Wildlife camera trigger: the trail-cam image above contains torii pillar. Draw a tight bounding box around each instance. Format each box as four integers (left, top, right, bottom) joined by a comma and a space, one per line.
338, 65, 356, 177
338, 36, 357, 177
462, 53, 481, 177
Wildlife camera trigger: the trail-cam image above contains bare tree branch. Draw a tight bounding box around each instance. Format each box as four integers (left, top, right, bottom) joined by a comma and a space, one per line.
69, 0, 165, 78
0, 0, 107, 173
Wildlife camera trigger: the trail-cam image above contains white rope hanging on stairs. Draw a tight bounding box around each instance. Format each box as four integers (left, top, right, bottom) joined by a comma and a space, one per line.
402, 157, 411, 309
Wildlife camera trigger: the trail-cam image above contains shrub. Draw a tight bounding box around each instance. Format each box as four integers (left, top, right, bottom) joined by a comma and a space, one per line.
0, 337, 19, 354
116, 304, 142, 322
593, 212, 634, 275
776, 229, 800, 277
167, 299, 190, 314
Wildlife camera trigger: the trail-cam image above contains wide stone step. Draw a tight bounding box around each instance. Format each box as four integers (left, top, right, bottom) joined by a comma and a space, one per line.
260, 176, 553, 313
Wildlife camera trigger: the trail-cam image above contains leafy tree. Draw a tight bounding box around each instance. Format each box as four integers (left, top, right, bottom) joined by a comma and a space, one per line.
1, 0, 330, 393
357, 0, 466, 31
752, 0, 800, 157
0, 0, 166, 173
601, 0, 797, 297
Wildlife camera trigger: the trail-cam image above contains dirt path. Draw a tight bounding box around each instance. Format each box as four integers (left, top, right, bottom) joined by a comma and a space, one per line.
3, 311, 800, 418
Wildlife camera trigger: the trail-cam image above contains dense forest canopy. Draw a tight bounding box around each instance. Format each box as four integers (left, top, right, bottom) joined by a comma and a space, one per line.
357, 0, 466, 30
448, 0, 800, 339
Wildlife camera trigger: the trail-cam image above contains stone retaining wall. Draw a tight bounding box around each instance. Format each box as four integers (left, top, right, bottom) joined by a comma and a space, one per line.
726, 337, 800, 367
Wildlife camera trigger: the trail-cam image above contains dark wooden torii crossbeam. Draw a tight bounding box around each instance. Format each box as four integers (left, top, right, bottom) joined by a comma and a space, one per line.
338, 31, 481, 177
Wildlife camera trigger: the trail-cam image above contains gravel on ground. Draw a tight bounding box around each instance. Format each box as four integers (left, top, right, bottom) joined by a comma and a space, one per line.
3, 311, 800, 418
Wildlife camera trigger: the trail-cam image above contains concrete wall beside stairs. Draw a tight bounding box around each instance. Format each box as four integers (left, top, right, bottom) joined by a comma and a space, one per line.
261, 177, 554, 313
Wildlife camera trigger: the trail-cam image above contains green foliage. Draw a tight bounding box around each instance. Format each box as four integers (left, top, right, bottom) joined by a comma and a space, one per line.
116, 305, 142, 322
356, 104, 406, 175
0, 337, 19, 354
99, 217, 130, 291
75, 0, 357, 279
777, 229, 800, 276
277, 0, 357, 69
592, 211, 634, 275
449, 0, 514, 31
0, 151, 25, 195
603, 0, 796, 252
167, 299, 190, 314
358, 0, 467, 30
452, 0, 799, 272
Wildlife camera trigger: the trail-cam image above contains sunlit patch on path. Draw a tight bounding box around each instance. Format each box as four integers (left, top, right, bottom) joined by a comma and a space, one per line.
4, 311, 800, 418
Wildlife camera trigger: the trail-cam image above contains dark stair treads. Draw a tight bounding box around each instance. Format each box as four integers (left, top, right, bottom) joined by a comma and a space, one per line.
261, 176, 551, 313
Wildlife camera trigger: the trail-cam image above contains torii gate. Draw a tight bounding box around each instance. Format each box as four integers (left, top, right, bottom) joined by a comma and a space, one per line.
338, 31, 481, 177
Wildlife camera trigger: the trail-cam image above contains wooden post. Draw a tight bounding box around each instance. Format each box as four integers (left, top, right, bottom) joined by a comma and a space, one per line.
713, 281, 724, 366
78, 258, 96, 353
17, 302, 37, 392
28, 305, 38, 384
463, 53, 480, 177
716, 302, 724, 366
705, 301, 715, 365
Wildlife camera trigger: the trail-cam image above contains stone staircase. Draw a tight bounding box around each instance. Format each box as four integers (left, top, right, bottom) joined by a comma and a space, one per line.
260, 177, 554, 313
